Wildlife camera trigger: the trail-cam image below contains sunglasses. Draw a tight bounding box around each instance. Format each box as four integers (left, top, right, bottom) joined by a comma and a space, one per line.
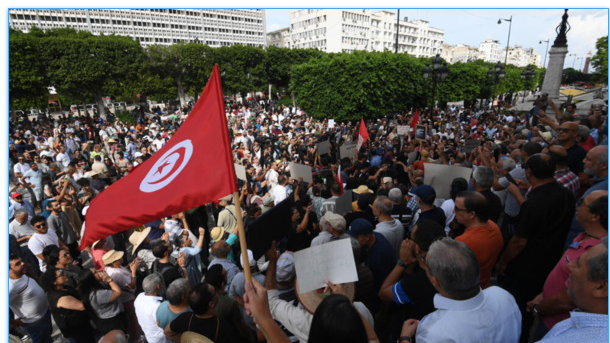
35, 222, 47, 228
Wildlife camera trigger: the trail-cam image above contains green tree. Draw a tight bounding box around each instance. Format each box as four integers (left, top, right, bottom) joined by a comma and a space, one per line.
9, 27, 50, 115
42, 28, 144, 117
590, 36, 608, 82
213, 45, 266, 98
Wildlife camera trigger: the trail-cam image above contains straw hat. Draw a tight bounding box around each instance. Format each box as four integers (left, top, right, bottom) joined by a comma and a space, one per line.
353, 185, 373, 194
295, 278, 355, 314
102, 250, 124, 266
180, 332, 213, 343
129, 227, 151, 255
210, 227, 226, 242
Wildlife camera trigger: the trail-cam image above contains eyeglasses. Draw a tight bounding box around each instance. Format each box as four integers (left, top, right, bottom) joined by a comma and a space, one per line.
34, 222, 48, 228
454, 206, 471, 212
405, 230, 420, 246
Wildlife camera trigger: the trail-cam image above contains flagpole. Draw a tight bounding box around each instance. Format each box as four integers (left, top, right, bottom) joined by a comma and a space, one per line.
233, 191, 252, 282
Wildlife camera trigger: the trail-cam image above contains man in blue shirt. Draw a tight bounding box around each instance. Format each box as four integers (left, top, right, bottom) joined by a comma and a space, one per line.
537, 238, 607, 343
173, 227, 205, 289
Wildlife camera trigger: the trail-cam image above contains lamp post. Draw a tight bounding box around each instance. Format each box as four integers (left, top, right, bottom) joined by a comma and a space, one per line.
487, 61, 506, 108
539, 39, 549, 68
422, 54, 449, 109
577, 57, 584, 72
567, 53, 576, 68
498, 15, 513, 67
520, 65, 536, 102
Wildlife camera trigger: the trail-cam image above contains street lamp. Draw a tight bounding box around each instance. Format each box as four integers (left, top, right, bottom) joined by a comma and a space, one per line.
520, 65, 536, 102
422, 54, 449, 109
539, 39, 549, 68
498, 16, 513, 67
567, 53, 576, 69
487, 61, 506, 108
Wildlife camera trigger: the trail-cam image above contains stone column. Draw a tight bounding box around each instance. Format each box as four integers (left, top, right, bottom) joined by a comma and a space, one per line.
541, 46, 568, 101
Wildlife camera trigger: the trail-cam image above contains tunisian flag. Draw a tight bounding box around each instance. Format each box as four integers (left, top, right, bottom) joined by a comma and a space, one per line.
356, 118, 369, 151
410, 109, 419, 129
337, 164, 344, 195
80, 65, 237, 249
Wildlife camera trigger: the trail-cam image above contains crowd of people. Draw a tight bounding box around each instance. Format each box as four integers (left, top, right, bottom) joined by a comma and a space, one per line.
8, 94, 609, 343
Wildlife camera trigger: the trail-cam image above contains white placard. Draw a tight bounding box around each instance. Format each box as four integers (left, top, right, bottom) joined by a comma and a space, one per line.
289, 162, 313, 183
316, 140, 330, 155
234, 163, 247, 181
397, 125, 409, 136
340, 143, 358, 159
294, 239, 359, 294
328, 119, 335, 129
424, 164, 473, 200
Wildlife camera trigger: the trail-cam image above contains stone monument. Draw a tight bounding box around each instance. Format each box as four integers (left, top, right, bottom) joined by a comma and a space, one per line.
541, 9, 570, 104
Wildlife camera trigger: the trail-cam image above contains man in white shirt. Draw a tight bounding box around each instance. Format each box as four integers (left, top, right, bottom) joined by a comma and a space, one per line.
9, 254, 53, 343
55, 145, 71, 168
401, 238, 521, 343
135, 274, 169, 343
272, 175, 288, 205
28, 215, 67, 272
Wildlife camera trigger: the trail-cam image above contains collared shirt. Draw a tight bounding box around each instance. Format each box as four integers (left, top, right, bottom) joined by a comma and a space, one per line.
416, 286, 521, 343
134, 293, 169, 343
537, 311, 608, 343
541, 233, 604, 329
9, 200, 35, 221
208, 257, 240, 288
554, 168, 580, 199
9, 220, 36, 247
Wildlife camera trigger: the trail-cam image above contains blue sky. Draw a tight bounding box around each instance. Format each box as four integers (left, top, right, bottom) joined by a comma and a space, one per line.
265, 8, 608, 70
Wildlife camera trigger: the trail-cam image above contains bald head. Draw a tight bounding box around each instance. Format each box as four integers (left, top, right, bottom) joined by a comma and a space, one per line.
212, 240, 230, 258
584, 146, 608, 177
557, 121, 578, 146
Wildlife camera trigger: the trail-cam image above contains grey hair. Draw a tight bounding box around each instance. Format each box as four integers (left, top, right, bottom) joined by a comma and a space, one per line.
587, 236, 608, 282
388, 188, 403, 204
593, 146, 608, 165
14, 208, 28, 217
427, 238, 480, 300
577, 125, 591, 142
166, 278, 189, 305
472, 166, 495, 189
499, 157, 516, 171
374, 196, 393, 216
142, 273, 163, 294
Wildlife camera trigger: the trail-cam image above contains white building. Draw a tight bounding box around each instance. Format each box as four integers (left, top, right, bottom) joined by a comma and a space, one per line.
288, 9, 443, 56
370, 11, 444, 57
267, 27, 291, 48
505, 45, 542, 68
440, 43, 481, 63
8, 9, 266, 48
479, 38, 503, 64
289, 9, 371, 53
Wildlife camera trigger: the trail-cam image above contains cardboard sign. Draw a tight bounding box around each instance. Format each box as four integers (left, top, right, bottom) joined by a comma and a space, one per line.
463, 139, 481, 154
289, 162, 313, 184
335, 190, 353, 215
294, 238, 359, 293
316, 140, 330, 156
424, 164, 473, 200
397, 125, 409, 136
234, 163, 247, 181
246, 197, 294, 260
328, 119, 335, 129
340, 143, 358, 159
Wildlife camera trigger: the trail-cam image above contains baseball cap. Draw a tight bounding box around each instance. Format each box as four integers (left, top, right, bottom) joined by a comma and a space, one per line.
348, 218, 374, 238
411, 184, 436, 204
11, 193, 23, 199
323, 212, 346, 232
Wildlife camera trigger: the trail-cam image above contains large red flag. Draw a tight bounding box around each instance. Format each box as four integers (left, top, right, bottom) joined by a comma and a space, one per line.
337, 164, 344, 195
80, 65, 237, 249
356, 118, 369, 151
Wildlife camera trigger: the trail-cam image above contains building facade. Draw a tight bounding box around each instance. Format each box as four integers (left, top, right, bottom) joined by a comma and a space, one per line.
267, 27, 291, 48
287, 9, 443, 56
479, 38, 503, 64
9, 9, 266, 48
370, 11, 444, 57
440, 43, 481, 63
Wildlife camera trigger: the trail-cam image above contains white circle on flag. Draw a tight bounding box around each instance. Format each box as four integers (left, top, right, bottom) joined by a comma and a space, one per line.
139, 139, 193, 193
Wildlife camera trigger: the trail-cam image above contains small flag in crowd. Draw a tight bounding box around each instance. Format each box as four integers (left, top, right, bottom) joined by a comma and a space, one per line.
356, 118, 369, 151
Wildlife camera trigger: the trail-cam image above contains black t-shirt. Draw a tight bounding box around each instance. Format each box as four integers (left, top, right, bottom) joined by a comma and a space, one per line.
345, 210, 376, 229
153, 260, 182, 288
506, 182, 576, 289
417, 207, 446, 228
479, 190, 502, 224
398, 265, 437, 320
169, 312, 246, 343
47, 286, 92, 337
566, 144, 587, 175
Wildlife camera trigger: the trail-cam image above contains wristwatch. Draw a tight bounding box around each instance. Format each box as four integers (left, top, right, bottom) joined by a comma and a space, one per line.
397, 259, 407, 268
532, 304, 539, 316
